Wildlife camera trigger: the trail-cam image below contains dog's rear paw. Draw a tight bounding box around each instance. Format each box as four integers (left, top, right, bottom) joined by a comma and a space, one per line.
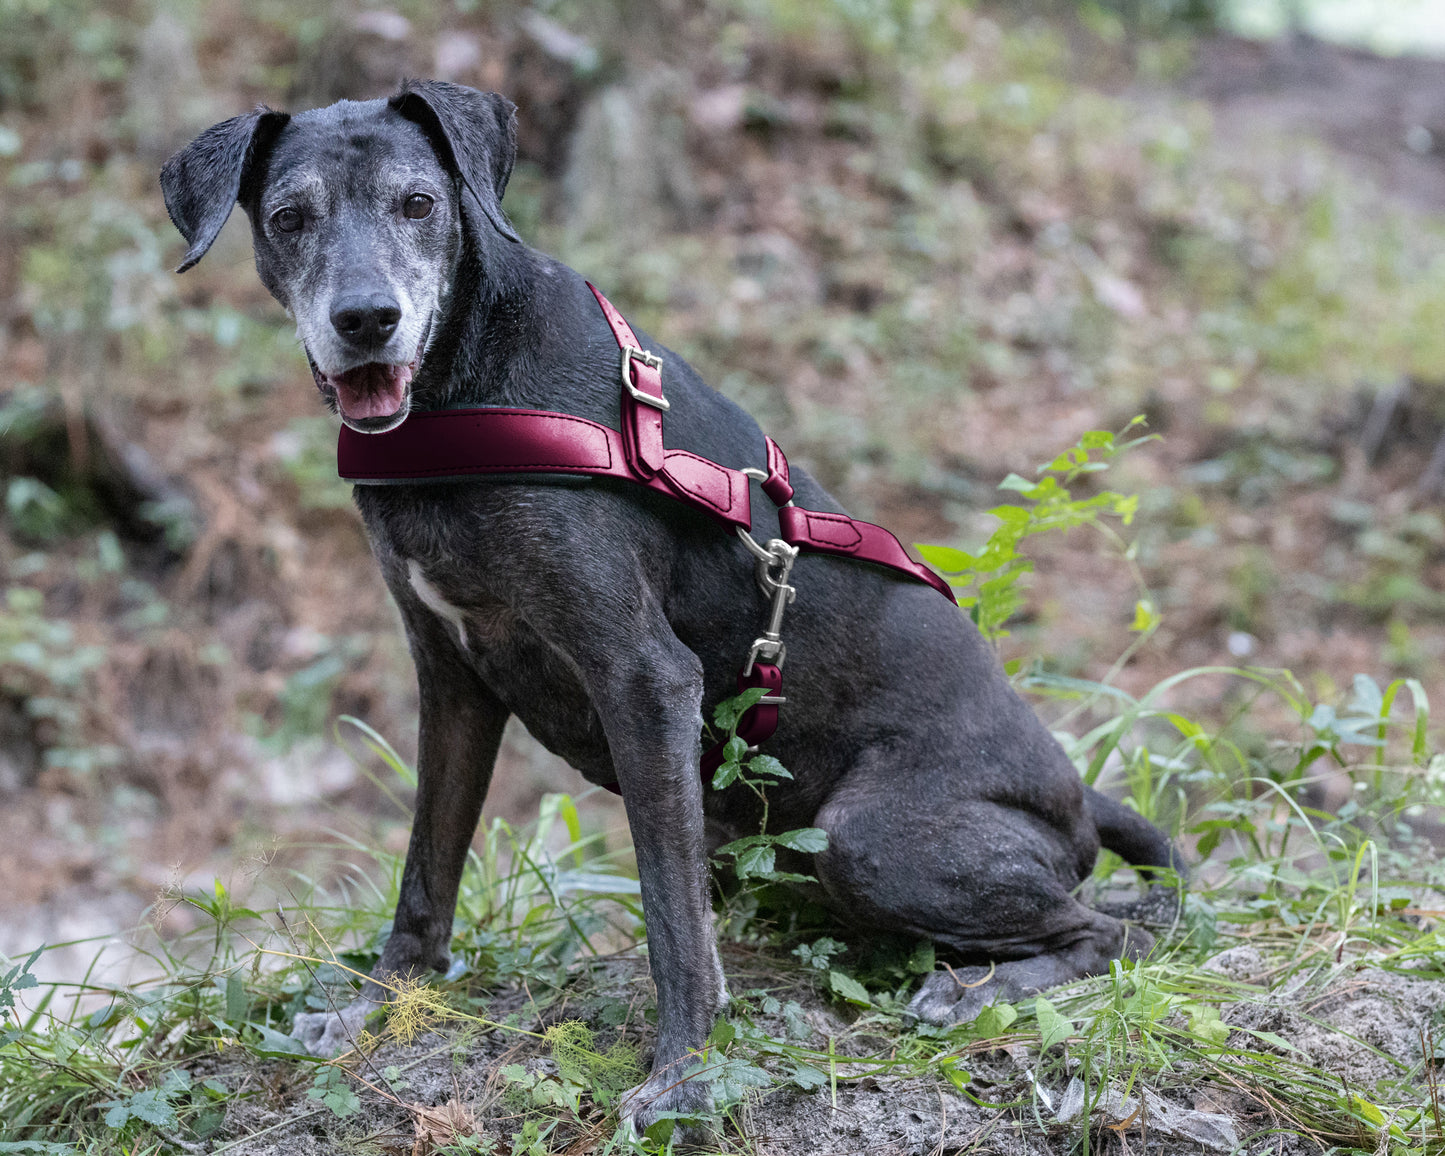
907, 966, 1001, 1025
292, 998, 378, 1056
619, 1069, 716, 1146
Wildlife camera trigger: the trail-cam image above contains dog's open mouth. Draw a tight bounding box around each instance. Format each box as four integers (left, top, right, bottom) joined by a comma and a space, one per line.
309, 330, 429, 433
328, 361, 413, 421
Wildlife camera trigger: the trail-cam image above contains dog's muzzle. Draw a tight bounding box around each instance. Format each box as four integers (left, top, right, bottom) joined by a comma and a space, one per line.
309, 324, 430, 433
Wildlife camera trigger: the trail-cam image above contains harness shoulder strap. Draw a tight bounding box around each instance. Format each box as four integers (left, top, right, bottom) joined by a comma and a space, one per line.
587, 282, 666, 478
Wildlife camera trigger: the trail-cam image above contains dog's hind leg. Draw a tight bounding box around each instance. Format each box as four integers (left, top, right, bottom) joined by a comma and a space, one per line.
905, 920, 1148, 1025
293, 596, 509, 1056
813, 782, 1153, 1026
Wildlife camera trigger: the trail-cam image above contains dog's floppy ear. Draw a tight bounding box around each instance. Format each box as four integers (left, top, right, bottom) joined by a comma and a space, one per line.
390, 80, 520, 244
160, 107, 290, 273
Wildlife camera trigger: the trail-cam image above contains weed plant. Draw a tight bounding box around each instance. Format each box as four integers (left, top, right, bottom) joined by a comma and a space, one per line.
0, 424, 1440, 1154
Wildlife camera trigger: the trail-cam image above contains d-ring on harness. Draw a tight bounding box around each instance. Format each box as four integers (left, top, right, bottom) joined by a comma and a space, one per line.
337, 283, 955, 794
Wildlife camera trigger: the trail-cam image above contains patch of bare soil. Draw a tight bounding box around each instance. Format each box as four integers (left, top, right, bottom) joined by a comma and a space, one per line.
1191, 34, 1445, 214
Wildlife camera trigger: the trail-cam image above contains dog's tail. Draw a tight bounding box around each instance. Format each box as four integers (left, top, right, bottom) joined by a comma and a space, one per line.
1085, 786, 1188, 926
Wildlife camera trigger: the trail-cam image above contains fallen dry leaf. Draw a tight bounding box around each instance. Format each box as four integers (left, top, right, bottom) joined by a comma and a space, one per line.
411, 1098, 480, 1156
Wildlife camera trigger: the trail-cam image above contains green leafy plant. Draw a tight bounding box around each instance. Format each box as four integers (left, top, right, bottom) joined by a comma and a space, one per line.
306, 1063, 361, 1118
0, 949, 39, 1049
101, 1068, 192, 1133
917, 417, 1156, 644
707, 689, 829, 885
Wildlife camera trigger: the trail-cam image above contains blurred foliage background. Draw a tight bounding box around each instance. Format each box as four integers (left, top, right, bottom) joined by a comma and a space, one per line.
1, 0, 1444, 987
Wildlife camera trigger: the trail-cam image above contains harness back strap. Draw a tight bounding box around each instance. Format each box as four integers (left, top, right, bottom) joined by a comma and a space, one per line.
336, 282, 954, 602
779, 506, 951, 598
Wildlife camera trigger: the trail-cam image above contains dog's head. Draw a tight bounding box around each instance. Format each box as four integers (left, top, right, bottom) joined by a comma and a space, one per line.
160, 81, 518, 433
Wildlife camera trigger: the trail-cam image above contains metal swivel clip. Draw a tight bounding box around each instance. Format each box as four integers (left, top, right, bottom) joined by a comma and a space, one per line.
736, 534, 797, 675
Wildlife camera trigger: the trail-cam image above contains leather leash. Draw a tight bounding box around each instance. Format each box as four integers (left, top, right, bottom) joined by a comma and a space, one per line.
338, 283, 956, 794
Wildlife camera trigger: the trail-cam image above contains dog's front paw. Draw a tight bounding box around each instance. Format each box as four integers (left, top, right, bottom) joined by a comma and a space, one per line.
619, 1068, 716, 1146
907, 966, 1001, 1025
292, 997, 378, 1056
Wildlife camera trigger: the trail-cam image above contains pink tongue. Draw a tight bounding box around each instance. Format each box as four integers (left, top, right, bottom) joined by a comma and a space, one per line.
332, 363, 410, 420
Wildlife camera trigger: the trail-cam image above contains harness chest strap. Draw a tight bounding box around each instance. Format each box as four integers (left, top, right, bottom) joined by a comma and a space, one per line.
339, 405, 756, 530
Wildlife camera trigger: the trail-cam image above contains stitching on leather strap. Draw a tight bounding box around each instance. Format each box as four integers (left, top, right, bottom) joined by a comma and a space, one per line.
802, 511, 864, 550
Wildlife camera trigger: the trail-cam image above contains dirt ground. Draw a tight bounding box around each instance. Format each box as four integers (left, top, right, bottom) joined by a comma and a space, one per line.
199, 947, 1444, 1155
1191, 34, 1445, 214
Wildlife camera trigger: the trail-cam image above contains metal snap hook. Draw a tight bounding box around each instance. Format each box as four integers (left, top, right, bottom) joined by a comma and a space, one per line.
741, 538, 797, 675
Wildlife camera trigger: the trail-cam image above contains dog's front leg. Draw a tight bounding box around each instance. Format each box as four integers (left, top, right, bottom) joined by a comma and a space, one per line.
294, 600, 508, 1055
577, 635, 726, 1135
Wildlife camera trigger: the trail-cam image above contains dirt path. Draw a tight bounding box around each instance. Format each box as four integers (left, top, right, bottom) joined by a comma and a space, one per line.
1191, 34, 1445, 213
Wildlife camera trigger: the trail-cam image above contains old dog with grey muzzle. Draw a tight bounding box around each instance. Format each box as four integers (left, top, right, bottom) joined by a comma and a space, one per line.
161, 80, 1183, 1133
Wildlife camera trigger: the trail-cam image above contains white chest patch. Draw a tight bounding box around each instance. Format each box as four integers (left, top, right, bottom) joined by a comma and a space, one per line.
407, 559, 469, 649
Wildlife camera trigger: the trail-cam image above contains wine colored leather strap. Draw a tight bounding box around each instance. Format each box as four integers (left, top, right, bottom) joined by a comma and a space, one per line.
339, 406, 754, 531
778, 503, 955, 601
699, 663, 784, 785
338, 283, 953, 595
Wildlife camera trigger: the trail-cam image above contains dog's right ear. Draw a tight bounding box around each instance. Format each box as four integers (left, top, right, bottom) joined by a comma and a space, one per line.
160, 107, 290, 273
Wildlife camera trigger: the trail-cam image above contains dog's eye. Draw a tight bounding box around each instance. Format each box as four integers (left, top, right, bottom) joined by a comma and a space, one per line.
272, 208, 303, 233
403, 194, 434, 221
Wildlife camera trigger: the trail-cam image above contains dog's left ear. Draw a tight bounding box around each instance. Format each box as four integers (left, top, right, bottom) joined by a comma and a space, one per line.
391, 80, 520, 244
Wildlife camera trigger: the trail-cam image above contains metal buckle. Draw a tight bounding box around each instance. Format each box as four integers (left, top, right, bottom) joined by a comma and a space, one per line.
621, 346, 668, 410
743, 636, 786, 675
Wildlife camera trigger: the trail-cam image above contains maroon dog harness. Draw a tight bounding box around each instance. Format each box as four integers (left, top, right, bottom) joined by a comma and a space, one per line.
338, 284, 954, 791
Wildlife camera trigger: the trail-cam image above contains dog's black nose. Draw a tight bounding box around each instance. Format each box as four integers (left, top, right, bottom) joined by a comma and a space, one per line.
330, 294, 402, 345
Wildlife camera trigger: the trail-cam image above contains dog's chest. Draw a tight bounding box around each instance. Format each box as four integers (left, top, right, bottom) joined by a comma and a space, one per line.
405, 559, 512, 649
400, 554, 613, 776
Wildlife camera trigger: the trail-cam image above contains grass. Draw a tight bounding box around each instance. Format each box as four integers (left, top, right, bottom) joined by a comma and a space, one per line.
2, 660, 1440, 1154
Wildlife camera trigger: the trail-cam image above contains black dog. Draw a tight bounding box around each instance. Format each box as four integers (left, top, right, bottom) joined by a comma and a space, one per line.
161, 80, 1181, 1131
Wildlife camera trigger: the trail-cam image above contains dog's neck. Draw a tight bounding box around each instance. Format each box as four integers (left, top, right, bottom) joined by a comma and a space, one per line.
415, 230, 545, 412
